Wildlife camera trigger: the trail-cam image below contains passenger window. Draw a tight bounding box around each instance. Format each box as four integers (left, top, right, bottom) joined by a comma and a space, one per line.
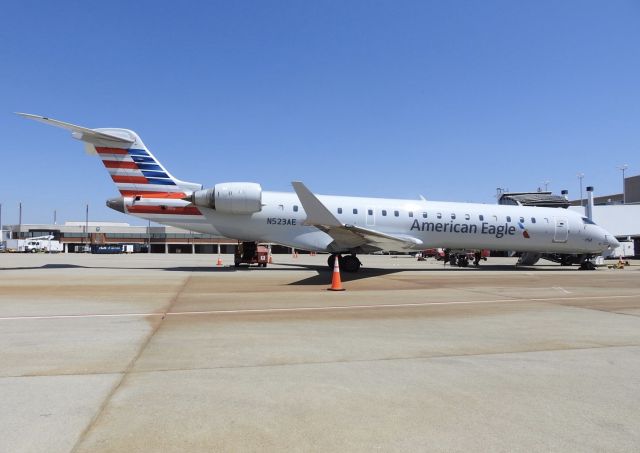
531, 217, 536, 223
382, 210, 387, 216
293, 205, 299, 212
437, 213, 442, 219
337, 208, 342, 214
422, 212, 427, 218
353, 208, 358, 214
492, 215, 498, 222
506, 216, 511, 222
368, 209, 373, 215
479, 215, 484, 221
408, 211, 414, 218
519, 217, 524, 223
544, 218, 549, 223
451, 213, 456, 220
394, 210, 399, 217
465, 214, 470, 220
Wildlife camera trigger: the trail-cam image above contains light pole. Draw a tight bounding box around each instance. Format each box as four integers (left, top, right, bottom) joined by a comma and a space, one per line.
542, 180, 551, 192
577, 173, 585, 207
618, 164, 628, 204
84, 204, 89, 251
18, 202, 22, 240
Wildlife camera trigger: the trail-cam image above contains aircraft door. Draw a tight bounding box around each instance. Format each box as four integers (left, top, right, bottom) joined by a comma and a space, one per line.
366, 207, 375, 226
553, 217, 569, 243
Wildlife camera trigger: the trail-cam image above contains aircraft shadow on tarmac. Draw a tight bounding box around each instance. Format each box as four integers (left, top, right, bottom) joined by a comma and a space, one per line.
0, 263, 91, 271
0, 261, 573, 287
272, 262, 568, 285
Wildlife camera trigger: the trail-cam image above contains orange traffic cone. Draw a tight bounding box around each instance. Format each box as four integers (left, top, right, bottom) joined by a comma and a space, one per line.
216, 255, 223, 266
328, 256, 345, 291
268, 254, 273, 264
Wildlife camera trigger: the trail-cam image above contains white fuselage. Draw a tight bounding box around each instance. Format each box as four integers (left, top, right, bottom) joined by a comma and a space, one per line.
135, 191, 617, 255
17, 115, 619, 257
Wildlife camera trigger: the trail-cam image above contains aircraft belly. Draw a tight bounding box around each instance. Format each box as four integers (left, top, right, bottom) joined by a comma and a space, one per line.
202, 210, 330, 250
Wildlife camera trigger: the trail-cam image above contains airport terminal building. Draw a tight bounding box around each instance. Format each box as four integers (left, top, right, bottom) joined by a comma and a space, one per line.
1, 222, 239, 254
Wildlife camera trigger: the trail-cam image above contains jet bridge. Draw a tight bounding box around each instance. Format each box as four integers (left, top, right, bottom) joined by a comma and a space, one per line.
498, 192, 571, 208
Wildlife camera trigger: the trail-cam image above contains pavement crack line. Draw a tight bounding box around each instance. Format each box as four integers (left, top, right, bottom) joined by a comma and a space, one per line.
7, 343, 640, 380
123, 343, 640, 376
69, 275, 192, 453
1, 293, 640, 321
551, 302, 640, 319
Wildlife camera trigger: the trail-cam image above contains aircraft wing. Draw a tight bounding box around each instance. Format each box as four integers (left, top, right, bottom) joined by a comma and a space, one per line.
16, 113, 134, 145
291, 181, 422, 252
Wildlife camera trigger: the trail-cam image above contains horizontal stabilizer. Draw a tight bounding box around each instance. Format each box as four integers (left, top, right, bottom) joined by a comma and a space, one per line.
16, 113, 134, 145
19, 112, 203, 196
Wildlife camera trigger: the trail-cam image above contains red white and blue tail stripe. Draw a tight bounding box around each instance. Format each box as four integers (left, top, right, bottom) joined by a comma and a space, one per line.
96, 146, 194, 197
89, 129, 204, 218
17, 114, 205, 220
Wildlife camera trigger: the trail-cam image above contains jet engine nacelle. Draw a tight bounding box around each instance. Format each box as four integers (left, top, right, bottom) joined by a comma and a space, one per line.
189, 182, 262, 214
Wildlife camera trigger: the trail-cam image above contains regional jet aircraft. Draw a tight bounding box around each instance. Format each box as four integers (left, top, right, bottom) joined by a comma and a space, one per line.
19, 113, 619, 271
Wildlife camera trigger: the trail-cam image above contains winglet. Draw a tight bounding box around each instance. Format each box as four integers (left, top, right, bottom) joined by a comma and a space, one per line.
16, 112, 134, 145
291, 181, 342, 227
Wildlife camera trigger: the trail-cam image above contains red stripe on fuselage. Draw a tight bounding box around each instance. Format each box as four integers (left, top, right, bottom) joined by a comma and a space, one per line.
127, 205, 202, 215
96, 147, 129, 155
112, 175, 148, 184
103, 161, 139, 169
118, 190, 187, 198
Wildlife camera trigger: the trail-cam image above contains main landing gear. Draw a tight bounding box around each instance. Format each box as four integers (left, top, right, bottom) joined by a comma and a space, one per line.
444, 251, 470, 267
328, 254, 362, 273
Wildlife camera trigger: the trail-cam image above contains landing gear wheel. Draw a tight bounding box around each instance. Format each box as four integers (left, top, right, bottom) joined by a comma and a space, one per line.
342, 255, 361, 273
327, 254, 340, 269
328, 254, 361, 272
458, 256, 469, 267
579, 261, 596, 270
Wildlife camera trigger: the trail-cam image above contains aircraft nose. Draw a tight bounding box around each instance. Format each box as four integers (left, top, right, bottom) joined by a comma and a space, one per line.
607, 234, 620, 249
600, 226, 620, 250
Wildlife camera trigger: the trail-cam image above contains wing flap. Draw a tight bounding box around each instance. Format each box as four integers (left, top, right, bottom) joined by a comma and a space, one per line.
344, 224, 423, 249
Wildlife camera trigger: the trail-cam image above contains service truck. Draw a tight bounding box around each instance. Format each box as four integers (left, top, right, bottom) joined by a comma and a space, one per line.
6, 236, 63, 253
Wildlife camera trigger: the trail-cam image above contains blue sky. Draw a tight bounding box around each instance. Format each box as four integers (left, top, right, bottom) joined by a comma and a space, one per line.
1, 0, 639, 226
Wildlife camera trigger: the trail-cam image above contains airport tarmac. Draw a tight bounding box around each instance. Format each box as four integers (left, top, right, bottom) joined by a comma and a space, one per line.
1, 253, 639, 452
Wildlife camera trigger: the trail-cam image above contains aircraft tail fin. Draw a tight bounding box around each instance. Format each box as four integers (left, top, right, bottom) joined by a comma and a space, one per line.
18, 113, 202, 198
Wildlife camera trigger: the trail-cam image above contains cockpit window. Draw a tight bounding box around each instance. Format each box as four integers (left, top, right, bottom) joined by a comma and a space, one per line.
582, 217, 596, 225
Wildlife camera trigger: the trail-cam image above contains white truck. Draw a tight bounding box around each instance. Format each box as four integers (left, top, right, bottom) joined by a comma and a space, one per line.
6, 236, 63, 253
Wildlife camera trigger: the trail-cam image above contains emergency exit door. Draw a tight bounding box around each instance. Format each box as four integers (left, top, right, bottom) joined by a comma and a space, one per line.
553, 217, 569, 243
366, 207, 375, 226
